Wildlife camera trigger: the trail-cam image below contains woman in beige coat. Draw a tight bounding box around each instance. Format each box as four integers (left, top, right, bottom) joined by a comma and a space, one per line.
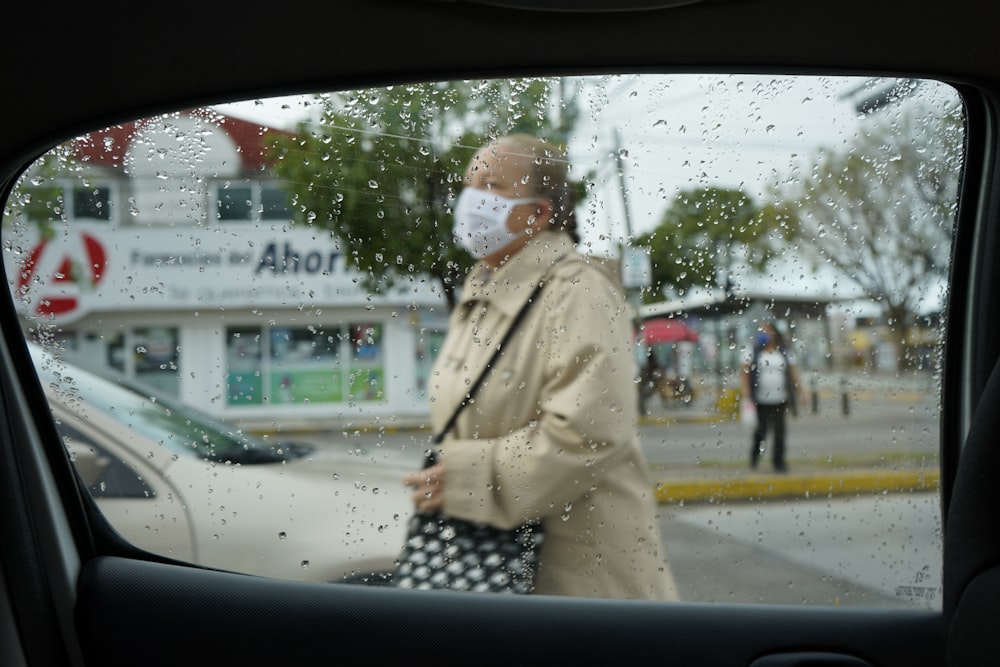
403, 134, 677, 600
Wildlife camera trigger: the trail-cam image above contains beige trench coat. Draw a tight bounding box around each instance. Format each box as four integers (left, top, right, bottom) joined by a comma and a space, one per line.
431, 230, 678, 600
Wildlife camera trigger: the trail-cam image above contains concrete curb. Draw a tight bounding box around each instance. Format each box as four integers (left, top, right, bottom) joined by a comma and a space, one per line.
653, 469, 940, 505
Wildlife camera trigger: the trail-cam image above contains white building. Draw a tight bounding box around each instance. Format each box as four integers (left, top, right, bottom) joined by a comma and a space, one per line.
5, 110, 448, 430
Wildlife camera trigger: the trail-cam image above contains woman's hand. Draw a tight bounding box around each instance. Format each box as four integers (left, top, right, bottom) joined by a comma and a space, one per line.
403, 460, 446, 514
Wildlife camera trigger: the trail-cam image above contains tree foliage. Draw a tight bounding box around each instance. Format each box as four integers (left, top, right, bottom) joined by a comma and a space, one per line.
633, 186, 793, 301
8, 149, 78, 240
267, 79, 580, 308
782, 98, 963, 365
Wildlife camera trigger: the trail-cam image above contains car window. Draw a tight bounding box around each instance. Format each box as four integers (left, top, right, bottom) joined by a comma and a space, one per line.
2, 74, 962, 606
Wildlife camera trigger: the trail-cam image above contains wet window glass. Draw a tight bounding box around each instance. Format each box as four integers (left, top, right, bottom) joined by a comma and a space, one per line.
2, 74, 962, 606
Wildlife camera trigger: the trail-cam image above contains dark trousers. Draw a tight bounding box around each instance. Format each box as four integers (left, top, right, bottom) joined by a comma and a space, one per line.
750, 401, 788, 470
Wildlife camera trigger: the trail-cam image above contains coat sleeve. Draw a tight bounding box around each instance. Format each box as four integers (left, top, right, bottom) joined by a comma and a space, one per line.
438, 262, 642, 529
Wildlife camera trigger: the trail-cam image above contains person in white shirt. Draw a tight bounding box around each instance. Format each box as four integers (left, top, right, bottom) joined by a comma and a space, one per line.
740, 321, 802, 472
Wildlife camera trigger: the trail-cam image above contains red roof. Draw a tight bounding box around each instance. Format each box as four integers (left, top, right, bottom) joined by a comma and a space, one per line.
70, 109, 293, 173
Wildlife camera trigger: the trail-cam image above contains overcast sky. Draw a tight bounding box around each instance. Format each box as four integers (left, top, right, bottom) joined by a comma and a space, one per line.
216, 74, 958, 311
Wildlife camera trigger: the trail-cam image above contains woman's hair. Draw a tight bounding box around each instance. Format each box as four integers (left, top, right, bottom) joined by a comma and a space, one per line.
497, 133, 579, 243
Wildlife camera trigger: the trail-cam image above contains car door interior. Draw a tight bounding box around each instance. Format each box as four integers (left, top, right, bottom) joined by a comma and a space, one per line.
3, 1, 1000, 667
944, 353, 1000, 666
942, 103, 1000, 662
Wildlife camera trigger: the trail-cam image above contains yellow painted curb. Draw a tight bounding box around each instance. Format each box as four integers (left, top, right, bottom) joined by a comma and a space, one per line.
639, 414, 721, 427
654, 469, 940, 504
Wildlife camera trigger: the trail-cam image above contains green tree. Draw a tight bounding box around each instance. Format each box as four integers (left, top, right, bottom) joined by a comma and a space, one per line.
6, 149, 76, 239
783, 99, 963, 369
268, 79, 580, 309
633, 186, 791, 301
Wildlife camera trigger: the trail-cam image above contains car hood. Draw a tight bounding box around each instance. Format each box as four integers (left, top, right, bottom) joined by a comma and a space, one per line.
48, 387, 412, 583
152, 451, 413, 583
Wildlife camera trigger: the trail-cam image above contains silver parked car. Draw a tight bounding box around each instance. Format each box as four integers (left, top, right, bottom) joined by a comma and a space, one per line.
31, 343, 410, 584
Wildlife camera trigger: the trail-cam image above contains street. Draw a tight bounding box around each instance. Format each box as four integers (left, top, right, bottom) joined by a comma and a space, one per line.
298, 369, 943, 609
302, 369, 939, 475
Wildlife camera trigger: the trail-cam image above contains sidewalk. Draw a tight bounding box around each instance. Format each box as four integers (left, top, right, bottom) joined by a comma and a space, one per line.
640, 370, 941, 504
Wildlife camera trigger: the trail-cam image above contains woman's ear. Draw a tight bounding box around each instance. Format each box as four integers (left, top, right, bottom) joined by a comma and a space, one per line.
532, 199, 555, 228
510, 198, 554, 235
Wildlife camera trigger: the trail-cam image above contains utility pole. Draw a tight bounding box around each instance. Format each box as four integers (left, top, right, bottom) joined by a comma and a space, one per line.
613, 127, 634, 239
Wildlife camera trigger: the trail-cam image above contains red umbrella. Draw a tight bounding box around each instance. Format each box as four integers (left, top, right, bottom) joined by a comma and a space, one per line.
641, 318, 699, 345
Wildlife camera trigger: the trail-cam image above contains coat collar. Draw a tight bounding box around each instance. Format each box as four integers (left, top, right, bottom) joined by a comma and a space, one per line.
458, 230, 576, 317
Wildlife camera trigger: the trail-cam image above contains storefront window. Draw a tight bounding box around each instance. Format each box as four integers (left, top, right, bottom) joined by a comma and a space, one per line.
349, 323, 383, 402
226, 323, 384, 406
270, 325, 342, 405
414, 327, 444, 396
227, 327, 263, 405
133, 327, 179, 396
63, 329, 177, 397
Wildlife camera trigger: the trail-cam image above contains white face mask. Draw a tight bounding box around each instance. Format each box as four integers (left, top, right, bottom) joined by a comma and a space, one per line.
453, 188, 539, 259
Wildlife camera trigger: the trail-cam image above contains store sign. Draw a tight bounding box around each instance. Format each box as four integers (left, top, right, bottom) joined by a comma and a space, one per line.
15, 231, 109, 320
6, 223, 442, 324
621, 246, 652, 289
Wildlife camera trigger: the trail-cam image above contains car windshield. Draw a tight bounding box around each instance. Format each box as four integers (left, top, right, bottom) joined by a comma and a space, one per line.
4, 73, 963, 604
30, 344, 312, 465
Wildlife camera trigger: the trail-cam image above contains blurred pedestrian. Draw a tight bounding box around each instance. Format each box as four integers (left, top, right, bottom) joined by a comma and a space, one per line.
740, 321, 802, 472
638, 350, 665, 415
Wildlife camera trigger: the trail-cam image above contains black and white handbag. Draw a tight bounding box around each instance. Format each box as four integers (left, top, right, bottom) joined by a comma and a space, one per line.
393, 508, 544, 594
394, 262, 563, 594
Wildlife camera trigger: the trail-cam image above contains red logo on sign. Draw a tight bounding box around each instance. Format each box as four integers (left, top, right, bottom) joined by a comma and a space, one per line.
16, 232, 108, 319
